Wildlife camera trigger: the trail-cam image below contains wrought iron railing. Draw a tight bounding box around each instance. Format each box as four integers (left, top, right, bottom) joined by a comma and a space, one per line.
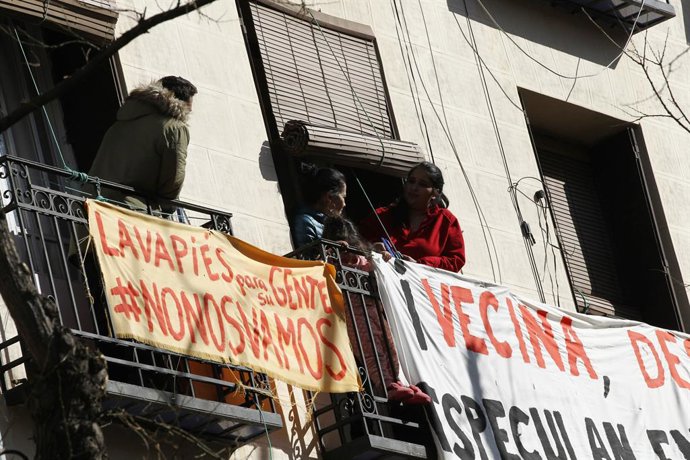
286, 241, 429, 459
0, 154, 433, 455
0, 154, 281, 445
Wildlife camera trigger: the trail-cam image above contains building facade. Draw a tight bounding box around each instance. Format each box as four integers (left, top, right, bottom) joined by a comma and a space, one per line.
0, 0, 688, 458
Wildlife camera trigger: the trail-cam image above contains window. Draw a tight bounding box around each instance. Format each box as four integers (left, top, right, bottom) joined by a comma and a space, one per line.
0, 2, 120, 170
0, 18, 121, 305
41, 26, 123, 171
0, 0, 117, 43
239, 0, 422, 225
249, 0, 393, 139
522, 90, 689, 331
0, 19, 121, 169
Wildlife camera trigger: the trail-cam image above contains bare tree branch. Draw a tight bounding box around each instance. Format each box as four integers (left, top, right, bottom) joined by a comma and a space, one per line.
101, 409, 234, 459
0, 0, 218, 135
0, 1, 220, 458
580, 9, 690, 133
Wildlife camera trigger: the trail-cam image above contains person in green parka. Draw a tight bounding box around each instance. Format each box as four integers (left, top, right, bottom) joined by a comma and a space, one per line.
70, 76, 197, 336
69, 76, 196, 265
88, 75, 197, 212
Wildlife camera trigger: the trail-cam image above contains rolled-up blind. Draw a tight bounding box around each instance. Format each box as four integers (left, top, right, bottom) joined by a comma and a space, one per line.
0, 0, 117, 42
249, 0, 394, 139
282, 120, 423, 177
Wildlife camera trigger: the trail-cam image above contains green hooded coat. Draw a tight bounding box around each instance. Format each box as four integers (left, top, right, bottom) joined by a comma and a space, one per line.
88, 80, 191, 211
69, 82, 191, 264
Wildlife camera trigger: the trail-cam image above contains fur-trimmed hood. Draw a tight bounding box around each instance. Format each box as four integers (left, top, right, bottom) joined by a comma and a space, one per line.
117, 81, 191, 123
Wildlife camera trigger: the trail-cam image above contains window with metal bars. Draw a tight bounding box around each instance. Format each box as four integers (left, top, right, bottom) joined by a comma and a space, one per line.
241, 0, 423, 177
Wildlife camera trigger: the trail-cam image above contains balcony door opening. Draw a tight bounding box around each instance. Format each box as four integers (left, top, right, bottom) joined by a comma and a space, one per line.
42, 27, 122, 172
0, 20, 123, 334
0, 22, 121, 172
521, 89, 689, 331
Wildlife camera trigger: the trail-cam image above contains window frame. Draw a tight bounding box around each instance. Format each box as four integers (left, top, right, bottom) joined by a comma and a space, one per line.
237, 0, 413, 236
238, 0, 401, 145
0, 0, 118, 43
532, 127, 689, 331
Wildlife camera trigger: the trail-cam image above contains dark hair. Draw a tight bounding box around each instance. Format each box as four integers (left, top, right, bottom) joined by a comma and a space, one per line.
393, 161, 448, 224
409, 161, 448, 208
322, 216, 371, 252
160, 75, 197, 102
299, 163, 346, 206
410, 161, 444, 192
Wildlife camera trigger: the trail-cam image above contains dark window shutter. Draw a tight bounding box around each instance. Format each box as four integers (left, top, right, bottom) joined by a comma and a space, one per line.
539, 129, 686, 330
250, 1, 393, 138
247, 1, 423, 176
0, 0, 117, 42
591, 128, 684, 330
539, 148, 642, 319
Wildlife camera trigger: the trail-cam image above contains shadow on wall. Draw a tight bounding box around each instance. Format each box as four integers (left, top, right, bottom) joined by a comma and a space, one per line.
446, 0, 629, 68
259, 142, 279, 182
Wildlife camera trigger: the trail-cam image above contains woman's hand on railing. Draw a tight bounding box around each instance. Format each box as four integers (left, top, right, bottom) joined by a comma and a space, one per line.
372, 242, 392, 262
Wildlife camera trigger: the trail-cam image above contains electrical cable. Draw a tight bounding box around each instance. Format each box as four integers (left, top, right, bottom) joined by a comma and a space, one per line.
518, 90, 584, 310
544, 204, 561, 306
565, 57, 581, 102
393, 0, 502, 281
473, 0, 646, 81
255, 392, 274, 460
14, 28, 69, 171
415, 0, 452, 151
13, 26, 110, 202
389, 0, 436, 163
387, 0, 434, 159
461, 0, 545, 301
306, 11, 388, 165
306, 11, 408, 246
495, 26, 588, 311
450, 14, 525, 113
575, 288, 590, 314
532, 187, 560, 306
464, 0, 581, 307
353, 172, 400, 257
310, 3, 501, 282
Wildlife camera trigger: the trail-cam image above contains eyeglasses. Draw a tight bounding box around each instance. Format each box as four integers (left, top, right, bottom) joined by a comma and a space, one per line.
405, 177, 433, 188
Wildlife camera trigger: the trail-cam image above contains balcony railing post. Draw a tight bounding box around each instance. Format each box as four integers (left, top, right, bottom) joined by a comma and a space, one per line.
286, 240, 428, 459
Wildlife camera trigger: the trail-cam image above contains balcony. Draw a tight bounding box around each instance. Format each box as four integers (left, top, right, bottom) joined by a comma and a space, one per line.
286, 242, 430, 460
0, 154, 432, 458
540, 0, 675, 32
0, 154, 282, 446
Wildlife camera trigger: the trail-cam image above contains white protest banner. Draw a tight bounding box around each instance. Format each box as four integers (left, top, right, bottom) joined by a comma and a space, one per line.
375, 258, 690, 459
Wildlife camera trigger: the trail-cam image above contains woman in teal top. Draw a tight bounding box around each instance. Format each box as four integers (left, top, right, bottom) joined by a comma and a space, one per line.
291, 165, 347, 248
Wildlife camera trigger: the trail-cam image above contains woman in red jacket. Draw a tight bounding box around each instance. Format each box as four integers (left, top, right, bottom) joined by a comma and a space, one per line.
361, 161, 466, 272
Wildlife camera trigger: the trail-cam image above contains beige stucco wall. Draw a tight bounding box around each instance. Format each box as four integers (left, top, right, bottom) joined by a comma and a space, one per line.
1, 0, 689, 458
82, 0, 690, 457
114, 0, 690, 314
